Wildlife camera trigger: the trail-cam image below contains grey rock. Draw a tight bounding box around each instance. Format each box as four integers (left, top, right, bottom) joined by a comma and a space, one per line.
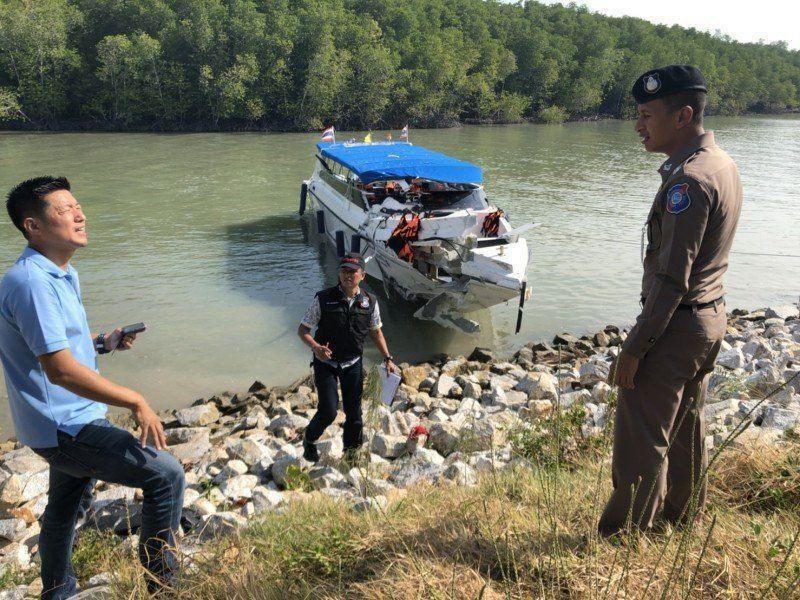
251, 486, 284, 513
0, 517, 26, 542
227, 438, 273, 467
371, 434, 407, 459
268, 413, 309, 433
270, 455, 307, 488
169, 439, 212, 464
443, 461, 477, 486
760, 406, 800, 430
0, 585, 27, 600
427, 422, 461, 455
219, 474, 259, 500
0, 447, 47, 475
766, 305, 799, 320
431, 374, 456, 398
199, 511, 247, 541
579, 360, 610, 386
717, 347, 745, 370
165, 426, 210, 445
515, 373, 558, 401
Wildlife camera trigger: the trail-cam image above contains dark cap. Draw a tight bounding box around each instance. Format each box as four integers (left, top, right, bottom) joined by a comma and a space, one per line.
339, 253, 365, 270
631, 65, 707, 104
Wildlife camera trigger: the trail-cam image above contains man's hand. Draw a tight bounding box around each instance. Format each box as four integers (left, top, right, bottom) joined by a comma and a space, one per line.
312, 342, 333, 362
384, 359, 397, 374
131, 397, 167, 450
611, 350, 640, 389
105, 327, 136, 352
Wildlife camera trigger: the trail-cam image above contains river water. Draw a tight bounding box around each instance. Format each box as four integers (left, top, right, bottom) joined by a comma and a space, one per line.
1, 117, 798, 436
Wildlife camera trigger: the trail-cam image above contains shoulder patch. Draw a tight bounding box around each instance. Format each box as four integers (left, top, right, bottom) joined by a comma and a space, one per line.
666, 183, 691, 214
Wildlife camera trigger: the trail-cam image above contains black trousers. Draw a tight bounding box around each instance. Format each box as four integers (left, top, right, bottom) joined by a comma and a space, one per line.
305, 357, 364, 449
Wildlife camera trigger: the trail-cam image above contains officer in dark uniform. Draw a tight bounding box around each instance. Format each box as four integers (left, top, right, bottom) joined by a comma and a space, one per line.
298, 253, 396, 463
599, 66, 743, 536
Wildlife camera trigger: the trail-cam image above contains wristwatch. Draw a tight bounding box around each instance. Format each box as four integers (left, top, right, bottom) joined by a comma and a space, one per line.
95, 333, 111, 355
383, 355, 394, 363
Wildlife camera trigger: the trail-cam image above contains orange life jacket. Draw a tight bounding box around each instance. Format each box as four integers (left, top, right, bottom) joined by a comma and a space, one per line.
481, 209, 503, 237
386, 213, 420, 262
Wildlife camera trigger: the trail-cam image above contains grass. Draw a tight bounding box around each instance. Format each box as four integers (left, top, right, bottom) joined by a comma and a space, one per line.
14, 370, 798, 598
76, 437, 799, 599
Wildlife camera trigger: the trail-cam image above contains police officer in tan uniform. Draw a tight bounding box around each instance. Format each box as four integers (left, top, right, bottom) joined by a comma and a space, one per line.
599, 66, 743, 536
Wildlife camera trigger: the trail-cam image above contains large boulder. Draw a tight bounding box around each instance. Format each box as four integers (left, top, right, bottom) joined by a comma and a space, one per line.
427, 422, 461, 455
579, 359, 611, 386
717, 347, 745, 370
371, 434, 407, 459
431, 374, 456, 398
165, 427, 210, 446
219, 474, 259, 500
760, 406, 800, 430
515, 373, 558, 401
198, 511, 247, 541
174, 403, 220, 427
226, 438, 273, 467
766, 305, 799, 320
402, 365, 430, 390
268, 413, 309, 433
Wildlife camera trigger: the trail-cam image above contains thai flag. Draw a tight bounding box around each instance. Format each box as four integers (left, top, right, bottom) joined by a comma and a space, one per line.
400, 125, 409, 140
320, 126, 335, 142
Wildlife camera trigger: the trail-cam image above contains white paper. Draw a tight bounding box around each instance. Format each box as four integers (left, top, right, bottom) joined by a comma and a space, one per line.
379, 365, 402, 405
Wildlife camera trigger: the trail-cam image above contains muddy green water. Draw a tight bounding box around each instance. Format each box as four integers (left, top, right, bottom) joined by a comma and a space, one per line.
1, 117, 798, 436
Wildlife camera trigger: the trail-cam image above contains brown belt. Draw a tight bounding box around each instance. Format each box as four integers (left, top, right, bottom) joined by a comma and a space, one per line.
640, 297, 724, 310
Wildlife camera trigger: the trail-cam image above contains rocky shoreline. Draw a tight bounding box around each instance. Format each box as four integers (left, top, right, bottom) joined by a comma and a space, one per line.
0, 304, 798, 598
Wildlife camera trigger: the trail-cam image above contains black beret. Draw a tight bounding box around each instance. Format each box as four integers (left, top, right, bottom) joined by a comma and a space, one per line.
631, 65, 707, 104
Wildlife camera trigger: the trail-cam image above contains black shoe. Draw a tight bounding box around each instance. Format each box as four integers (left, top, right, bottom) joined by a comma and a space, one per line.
303, 439, 319, 463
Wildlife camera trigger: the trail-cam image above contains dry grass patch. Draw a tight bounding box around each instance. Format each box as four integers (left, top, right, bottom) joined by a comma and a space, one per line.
93, 441, 800, 598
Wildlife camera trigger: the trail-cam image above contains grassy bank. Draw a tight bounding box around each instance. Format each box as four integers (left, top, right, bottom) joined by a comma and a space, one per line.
73, 440, 800, 599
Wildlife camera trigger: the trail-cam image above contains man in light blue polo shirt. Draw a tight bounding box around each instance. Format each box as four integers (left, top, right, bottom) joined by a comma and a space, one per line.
0, 177, 184, 599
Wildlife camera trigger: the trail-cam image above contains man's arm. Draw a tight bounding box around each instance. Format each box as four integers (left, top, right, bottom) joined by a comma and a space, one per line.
614, 177, 712, 387
38, 349, 167, 449
298, 324, 332, 362
369, 328, 396, 373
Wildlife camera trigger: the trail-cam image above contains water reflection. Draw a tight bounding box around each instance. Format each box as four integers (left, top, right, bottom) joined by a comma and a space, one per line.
222, 213, 496, 362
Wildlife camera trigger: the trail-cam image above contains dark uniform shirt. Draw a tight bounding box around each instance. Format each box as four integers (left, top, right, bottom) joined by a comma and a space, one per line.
623, 132, 743, 358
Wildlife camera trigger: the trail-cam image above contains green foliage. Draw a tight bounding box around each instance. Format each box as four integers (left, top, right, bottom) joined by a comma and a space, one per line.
0, 0, 797, 130
72, 528, 121, 582
0, 87, 22, 121
283, 464, 313, 492
510, 404, 601, 469
537, 105, 569, 124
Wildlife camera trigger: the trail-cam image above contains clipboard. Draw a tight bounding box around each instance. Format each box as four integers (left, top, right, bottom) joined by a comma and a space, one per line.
379, 365, 402, 405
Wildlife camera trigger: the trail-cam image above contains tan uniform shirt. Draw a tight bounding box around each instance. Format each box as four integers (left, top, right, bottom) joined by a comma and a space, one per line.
623, 132, 743, 358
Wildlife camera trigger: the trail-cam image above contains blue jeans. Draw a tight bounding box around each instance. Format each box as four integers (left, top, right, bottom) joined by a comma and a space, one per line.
33, 419, 185, 599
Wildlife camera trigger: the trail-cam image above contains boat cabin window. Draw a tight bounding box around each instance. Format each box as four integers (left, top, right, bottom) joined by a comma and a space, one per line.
419, 185, 488, 211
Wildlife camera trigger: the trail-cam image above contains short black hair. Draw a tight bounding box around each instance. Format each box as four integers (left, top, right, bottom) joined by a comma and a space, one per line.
6, 176, 71, 239
662, 90, 706, 125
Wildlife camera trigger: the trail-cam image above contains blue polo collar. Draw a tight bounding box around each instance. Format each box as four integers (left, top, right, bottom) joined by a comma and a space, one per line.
20, 246, 75, 279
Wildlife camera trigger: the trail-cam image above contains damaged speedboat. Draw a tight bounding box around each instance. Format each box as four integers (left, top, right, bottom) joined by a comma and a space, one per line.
300, 140, 534, 332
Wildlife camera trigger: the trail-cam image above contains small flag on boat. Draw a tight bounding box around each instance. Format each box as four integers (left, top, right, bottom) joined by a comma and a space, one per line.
320, 126, 335, 142
364, 131, 372, 143
400, 125, 409, 140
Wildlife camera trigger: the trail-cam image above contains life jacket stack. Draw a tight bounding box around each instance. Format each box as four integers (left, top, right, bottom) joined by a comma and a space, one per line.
481, 209, 503, 237
386, 213, 421, 263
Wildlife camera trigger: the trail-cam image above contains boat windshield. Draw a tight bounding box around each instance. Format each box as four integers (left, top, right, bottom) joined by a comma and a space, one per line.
419, 186, 488, 211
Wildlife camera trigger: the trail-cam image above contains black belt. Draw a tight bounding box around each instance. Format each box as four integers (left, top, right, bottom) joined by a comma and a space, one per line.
640, 297, 724, 310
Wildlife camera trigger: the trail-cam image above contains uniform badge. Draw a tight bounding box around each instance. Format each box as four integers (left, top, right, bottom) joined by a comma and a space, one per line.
360, 297, 370, 309
644, 73, 661, 93
666, 183, 691, 214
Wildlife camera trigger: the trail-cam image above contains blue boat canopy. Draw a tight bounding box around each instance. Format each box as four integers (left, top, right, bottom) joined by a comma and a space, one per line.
316, 141, 483, 184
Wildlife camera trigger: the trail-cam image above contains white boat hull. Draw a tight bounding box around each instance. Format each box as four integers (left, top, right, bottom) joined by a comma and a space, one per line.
304, 159, 531, 327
